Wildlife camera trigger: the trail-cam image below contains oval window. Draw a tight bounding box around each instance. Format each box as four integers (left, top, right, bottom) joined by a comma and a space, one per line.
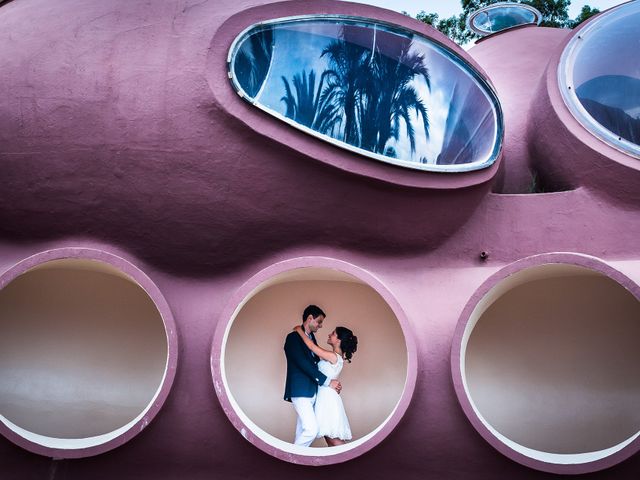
468, 3, 541, 36
228, 16, 502, 172
559, 1, 640, 159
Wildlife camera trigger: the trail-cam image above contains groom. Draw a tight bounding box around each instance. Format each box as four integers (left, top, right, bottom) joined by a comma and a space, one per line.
284, 304, 341, 446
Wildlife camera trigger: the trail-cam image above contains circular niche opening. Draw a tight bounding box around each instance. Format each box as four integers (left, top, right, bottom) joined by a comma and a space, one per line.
454, 257, 640, 473
0, 250, 176, 457
213, 260, 415, 465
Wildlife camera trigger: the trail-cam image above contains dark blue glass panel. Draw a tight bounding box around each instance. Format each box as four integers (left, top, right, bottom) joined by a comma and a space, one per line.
233, 28, 274, 99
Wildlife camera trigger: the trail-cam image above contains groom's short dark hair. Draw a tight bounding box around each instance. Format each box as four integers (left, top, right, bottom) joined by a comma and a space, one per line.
302, 304, 325, 323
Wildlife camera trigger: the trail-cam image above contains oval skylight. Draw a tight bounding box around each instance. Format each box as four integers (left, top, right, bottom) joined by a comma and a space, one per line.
559, 1, 640, 159
228, 16, 502, 172
468, 2, 541, 37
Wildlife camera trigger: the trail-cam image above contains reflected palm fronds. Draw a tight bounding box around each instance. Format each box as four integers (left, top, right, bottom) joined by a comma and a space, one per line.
281, 70, 343, 134
281, 27, 431, 158
231, 18, 501, 170
235, 27, 274, 99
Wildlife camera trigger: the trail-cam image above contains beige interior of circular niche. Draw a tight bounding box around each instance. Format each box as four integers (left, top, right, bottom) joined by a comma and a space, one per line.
223, 267, 408, 450
462, 264, 640, 464
0, 259, 168, 449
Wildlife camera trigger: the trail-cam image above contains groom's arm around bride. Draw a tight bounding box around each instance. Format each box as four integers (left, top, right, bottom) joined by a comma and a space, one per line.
283, 305, 340, 446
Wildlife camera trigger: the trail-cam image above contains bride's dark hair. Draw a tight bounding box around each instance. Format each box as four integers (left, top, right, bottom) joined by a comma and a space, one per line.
336, 326, 358, 363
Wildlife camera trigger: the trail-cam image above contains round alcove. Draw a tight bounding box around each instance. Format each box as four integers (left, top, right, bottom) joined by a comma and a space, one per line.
0, 248, 177, 458
452, 253, 640, 474
211, 258, 416, 465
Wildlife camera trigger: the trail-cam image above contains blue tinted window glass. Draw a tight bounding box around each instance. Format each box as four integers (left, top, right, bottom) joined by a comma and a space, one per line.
560, 2, 640, 156
467, 3, 542, 36
233, 28, 274, 98
472, 6, 536, 34
229, 17, 502, 171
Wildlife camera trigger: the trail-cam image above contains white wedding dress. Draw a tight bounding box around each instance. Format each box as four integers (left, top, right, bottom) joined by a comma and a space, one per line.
315, 354, 352, 440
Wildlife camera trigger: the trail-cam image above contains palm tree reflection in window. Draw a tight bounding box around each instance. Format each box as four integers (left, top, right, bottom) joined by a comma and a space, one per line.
235, 27, 274, 99
230, 18, 501, 171
280, 25, 431, 160
280, 70, 342, 134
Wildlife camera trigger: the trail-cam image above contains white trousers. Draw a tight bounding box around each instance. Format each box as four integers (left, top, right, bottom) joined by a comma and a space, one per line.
291, 395, 317, 447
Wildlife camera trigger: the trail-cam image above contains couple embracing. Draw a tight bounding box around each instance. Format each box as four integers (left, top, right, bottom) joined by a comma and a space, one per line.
283, 305, 358, 447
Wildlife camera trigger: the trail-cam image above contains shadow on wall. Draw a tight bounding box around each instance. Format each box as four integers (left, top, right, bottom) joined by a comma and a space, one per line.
223, 275, 407, 446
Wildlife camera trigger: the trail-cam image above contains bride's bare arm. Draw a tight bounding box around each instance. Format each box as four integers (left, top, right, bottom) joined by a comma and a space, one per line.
293, 325, 339, 364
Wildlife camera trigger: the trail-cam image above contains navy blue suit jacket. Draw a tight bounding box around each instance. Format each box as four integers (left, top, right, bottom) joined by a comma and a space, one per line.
283, 330, 328, 402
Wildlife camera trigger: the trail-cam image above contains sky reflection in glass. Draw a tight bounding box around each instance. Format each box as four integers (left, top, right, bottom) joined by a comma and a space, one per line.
470, 5, 538, 35
561, 1, 640, 154
229, 17, 502, 171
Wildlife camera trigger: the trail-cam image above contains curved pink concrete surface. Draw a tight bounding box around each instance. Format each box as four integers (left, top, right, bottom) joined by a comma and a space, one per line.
0, 0, 502, 274
210, 256, 417, 465
469, 11, 640, 201
527, 15, 640, 204
0, 0, 638, 478
451, 252, 640, 474
469, 27, 571, 193
0, 247, 178, 459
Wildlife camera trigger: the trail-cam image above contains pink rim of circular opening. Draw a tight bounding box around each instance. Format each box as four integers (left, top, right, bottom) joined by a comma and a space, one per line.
0, 247, 178, 459
210, 256, 417, 465
451, 252, 640, 474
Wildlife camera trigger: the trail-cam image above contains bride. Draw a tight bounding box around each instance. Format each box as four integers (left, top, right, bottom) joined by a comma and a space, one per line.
293, 324, 358, 446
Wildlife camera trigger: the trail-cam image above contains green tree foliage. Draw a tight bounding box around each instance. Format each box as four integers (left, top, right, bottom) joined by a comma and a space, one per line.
416, 10, 474, 45
525, 0, 570, 27
416, 0, 601, 45
568, 5, 601, 27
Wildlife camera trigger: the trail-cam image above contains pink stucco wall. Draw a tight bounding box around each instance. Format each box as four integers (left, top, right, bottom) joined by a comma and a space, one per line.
0, 0, 638, 478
